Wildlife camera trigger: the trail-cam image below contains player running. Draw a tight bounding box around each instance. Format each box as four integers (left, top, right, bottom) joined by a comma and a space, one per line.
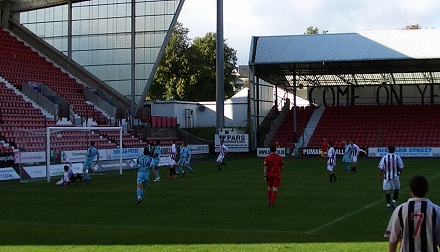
179, 142, 194, 175
349, 140, 366, 173
216, 139, 229, 171
135, 147, 153, 205
152, 140, 161, 182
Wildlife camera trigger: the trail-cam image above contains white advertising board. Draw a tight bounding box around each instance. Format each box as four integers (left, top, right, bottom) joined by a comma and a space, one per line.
256, 148, 286, 157
14, 152, 46, 164
368, 147, 440, 157
22, 163, 84, 178
0, 167, 20, 180
215, 134, 249, 152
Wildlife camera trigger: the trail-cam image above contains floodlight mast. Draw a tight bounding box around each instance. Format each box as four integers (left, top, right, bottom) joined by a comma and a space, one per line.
216, 0, 225, 133
45, 126, 123, 182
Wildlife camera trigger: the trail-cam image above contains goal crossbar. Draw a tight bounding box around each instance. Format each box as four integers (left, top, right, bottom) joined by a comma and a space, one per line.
46, 126, 123, 182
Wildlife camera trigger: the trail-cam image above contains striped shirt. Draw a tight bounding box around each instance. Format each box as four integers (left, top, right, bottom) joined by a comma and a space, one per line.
220, 144, 228, 156
350, 144, 360, 157
378, 153, 404, 180
327, 147, 336, 166
169, 143, 177, 160
385, 198, 440, 252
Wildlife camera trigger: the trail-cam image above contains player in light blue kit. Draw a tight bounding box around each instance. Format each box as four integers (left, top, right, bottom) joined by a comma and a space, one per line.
176, 142, 187, 177
342, 140, 351, 172
135, 147, 152, 205
83, 141, 99, 183
178, 142, 194, 176
179, 142, 194, 174
152, 140, 161, 182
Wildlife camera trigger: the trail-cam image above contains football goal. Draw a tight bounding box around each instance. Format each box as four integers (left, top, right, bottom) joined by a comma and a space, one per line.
16, 126, 123, 182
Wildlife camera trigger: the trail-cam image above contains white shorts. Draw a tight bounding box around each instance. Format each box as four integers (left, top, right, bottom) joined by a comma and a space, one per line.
168, 157, 177, 166
351, 156, 358, 163
216, 154, 225, 163
383, 177, 400, 191
327, 165, 334, 172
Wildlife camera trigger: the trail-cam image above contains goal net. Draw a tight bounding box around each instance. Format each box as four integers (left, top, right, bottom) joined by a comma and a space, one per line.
15, 126, 123, 183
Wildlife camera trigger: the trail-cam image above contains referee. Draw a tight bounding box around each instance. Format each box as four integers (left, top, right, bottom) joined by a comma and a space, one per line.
384, 175, 440, 252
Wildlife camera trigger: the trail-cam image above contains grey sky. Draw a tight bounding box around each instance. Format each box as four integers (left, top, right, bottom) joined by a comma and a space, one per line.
179, 0, 440, 65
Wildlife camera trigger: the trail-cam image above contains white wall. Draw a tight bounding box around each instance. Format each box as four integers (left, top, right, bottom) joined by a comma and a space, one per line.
146, 88, 249, 129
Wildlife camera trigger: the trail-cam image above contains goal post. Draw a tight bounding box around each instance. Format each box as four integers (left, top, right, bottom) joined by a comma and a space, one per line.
45, 126, 123, 182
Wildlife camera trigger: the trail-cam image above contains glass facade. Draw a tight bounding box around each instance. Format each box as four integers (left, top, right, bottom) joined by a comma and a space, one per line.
20, 0, 182, 106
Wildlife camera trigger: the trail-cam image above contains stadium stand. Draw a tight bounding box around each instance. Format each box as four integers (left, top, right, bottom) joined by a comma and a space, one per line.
0, 27, 108, 124
0, 27, 152, 154
271, 106, 315, 148
308, 105, 440, 148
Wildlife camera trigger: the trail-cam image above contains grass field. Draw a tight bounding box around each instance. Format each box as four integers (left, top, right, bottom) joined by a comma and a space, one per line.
1, 155, 440, 251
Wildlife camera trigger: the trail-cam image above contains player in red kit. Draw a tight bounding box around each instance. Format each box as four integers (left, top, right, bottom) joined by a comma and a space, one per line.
264, 145, 284, 207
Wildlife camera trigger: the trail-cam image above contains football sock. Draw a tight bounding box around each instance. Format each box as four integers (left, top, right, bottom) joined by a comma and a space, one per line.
137, 188, 142, 200
218, 164, 221, 171
270, 191, 278, 206
386, 193, 391, 204
267, 190, 272, 204
221, 162, 227, 167
176, 166, 183, 174
155, 170, 160, 178
332, 174, 337, 181
169, 168, 173, 176
329, 175, 333, 182
186, 166, 194, 172
83, 172, 90, 182
393, 191, 399, 201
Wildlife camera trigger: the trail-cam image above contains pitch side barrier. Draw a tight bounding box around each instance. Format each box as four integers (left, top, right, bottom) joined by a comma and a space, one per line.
7, 145, 210, 181
368, 147, 440, 157
257, 147, 440, 158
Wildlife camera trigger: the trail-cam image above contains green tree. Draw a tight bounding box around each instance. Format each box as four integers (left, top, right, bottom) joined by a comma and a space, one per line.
304, 25, 328, 35
190, 32, 237, 101
149, 22, 191, 100
149, 24, 237, 101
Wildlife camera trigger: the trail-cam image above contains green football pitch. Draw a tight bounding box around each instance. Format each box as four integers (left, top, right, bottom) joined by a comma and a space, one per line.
1, 155, 440, 251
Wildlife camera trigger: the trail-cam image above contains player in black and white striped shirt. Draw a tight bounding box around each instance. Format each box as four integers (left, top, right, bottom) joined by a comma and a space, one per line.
379, 146, 404, 210
385, 175, 440, 252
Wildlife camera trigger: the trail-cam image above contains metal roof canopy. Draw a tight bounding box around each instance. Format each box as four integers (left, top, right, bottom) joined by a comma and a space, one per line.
249, 29, 440, 88
5, 0, 90, 13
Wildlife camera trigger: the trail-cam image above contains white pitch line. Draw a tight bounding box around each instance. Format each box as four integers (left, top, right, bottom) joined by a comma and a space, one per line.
0, 220, 309, 234
307, 172, 440, 234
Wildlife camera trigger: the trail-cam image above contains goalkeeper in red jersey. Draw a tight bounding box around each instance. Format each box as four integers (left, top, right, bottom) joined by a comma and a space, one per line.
263, 146, 284, 207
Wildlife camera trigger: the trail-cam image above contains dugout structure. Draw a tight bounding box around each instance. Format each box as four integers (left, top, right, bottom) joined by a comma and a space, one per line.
249, 29, 440, 148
